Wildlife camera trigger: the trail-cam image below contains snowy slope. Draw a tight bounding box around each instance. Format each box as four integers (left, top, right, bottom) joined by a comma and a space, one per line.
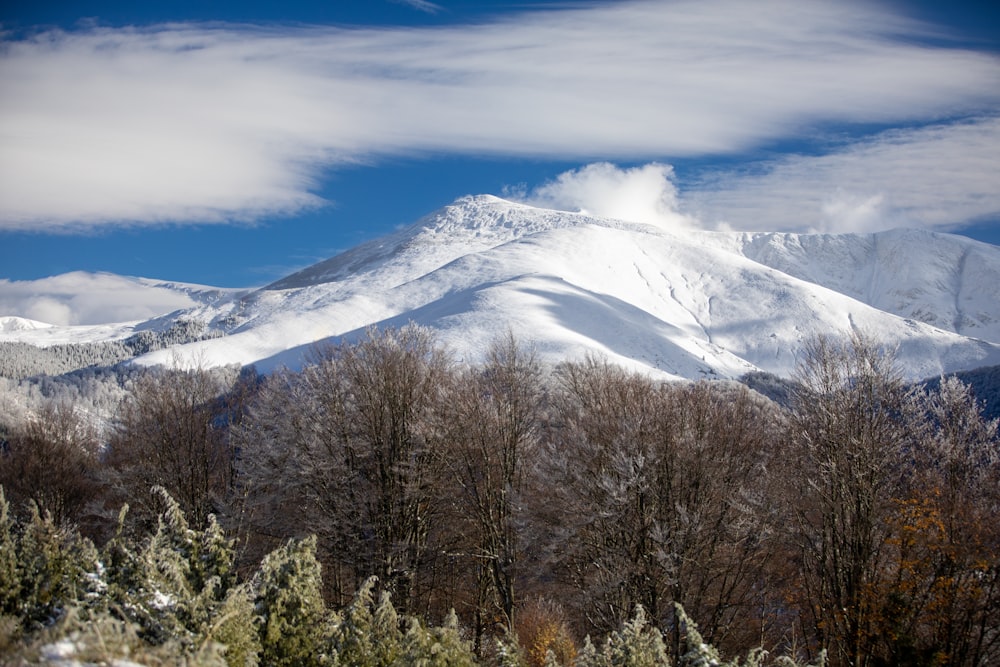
5, 195, 1000, 381
128, 196, 1000, 381
731, 230, 1000, 344
0, 316, 53, 333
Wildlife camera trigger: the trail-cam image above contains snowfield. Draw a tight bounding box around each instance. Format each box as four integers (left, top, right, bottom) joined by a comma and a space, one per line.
3, 195, 1000, 381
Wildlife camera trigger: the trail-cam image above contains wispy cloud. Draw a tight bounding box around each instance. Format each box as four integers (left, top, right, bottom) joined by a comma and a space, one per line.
390, 0, 444, 14
1, 0, 998, 230
683, 116, 1000, 234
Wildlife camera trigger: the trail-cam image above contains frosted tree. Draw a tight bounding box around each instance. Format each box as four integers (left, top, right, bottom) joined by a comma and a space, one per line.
1, 487, 257, 664
108, 366, 238, 528
785, 333, 912, 667
604, 605, 671, 667
438, 333, 543, 643
0, 492, 100, 634
101, 487, 258, 663
0, 401, 102, 530
254, 534, 331, 666
396, 609, 478, 667
239, 324, 454, 611
0, 487, 22, 619
540, 358, 779, 656
870, 376, 1000, 665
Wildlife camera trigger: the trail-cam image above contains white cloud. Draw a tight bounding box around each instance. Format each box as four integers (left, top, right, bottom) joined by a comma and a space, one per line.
683, 116, 1000, 234
517, 163, 695, 230
0, 273, 198, 325
391, 0, 444, 14
1, 0, 998, 230
22, 297, 74, 327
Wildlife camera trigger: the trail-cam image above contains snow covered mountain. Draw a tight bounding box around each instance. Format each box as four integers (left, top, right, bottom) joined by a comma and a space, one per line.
4, 195, 1000, 381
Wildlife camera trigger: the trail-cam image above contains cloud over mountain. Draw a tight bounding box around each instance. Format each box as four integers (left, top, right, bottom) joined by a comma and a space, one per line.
685, 116, 1000, 234
2, 0, 998, 231
0, 273, 224, 326
514, 163, 695, 231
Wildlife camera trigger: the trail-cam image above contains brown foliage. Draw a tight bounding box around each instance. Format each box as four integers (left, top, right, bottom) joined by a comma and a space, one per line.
0, 401, 103, 531
238, 324, 455, 612
516, 598, 577, 667
106, 366, 237, 529
538, 357, 782, 659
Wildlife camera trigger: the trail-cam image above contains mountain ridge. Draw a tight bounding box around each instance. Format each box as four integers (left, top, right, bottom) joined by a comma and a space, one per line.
3, 196, 1000, 381
732, 227, 1000, 343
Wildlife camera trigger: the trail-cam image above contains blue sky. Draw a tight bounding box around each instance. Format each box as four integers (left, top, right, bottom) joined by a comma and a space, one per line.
2, 0, 999, 289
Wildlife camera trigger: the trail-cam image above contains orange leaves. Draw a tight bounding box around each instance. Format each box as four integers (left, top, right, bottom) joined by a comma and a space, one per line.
516, 598, 577, 667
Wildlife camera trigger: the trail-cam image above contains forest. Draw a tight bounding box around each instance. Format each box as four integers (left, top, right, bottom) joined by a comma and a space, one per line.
0, 325, 998, 666
0, 319, 223, 381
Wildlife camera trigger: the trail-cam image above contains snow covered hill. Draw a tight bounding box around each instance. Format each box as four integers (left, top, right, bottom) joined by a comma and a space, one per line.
732, 229, 1000, 344
4, 195, 1000, 381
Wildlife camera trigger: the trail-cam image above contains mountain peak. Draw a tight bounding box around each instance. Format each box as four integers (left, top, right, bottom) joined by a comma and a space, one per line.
265, 195, 596, 291
7, 197, 999, 383
165, 197, 1000, 380
417, 195, 596, 239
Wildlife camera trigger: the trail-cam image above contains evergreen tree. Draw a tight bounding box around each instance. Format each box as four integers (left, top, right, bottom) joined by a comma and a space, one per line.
137, 488, 235, 644
206, 583, 261, 667
575, 635, 607, 667
96, 488, 258, 663
13, 502, 100, 631
605, 605, 670, 667
254, 534, 330, 666
0, 488, 19, 618
398, 609, 478, 667
331, 576, 383, 666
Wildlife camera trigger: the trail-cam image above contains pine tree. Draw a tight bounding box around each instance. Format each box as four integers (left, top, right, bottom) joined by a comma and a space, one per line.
254, 534, 330, 666
606, 605, 670, 667
98, 488, 257, 662
574, 635, 609, 667
205, 583, 261, 667
332, 575, 381, 666
14, 502, 99, 631
139, 487, 237, 647
674, 603, 721, 667
495, 627, 525, 667
101, 504, 148, 628
397, 611, 478, 667
372, 589, 403, 665
0, 488, 20, 618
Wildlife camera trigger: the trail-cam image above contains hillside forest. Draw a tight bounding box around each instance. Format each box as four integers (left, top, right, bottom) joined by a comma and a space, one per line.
0, 326, 998, 666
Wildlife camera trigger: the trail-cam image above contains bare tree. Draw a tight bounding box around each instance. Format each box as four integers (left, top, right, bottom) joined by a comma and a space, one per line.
239, 325, 454, 612
0, 401, 102, 530
872, 376, 1000, 666
539, 357, 779, 659
437, 333, 543, 646
107, 366, 237, 529
543, 357, 674, 633
785, 333, 913, 667
662, 381, 784, 655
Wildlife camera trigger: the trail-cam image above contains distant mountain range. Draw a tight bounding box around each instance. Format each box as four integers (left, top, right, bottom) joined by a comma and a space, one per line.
4, 195, 1000, 381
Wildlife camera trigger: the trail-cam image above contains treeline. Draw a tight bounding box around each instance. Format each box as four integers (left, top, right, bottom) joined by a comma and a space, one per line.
1, 325, 998, 666
742, 366, 1000, 421
0, 319, 223, 380
0, 486, 810, 666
